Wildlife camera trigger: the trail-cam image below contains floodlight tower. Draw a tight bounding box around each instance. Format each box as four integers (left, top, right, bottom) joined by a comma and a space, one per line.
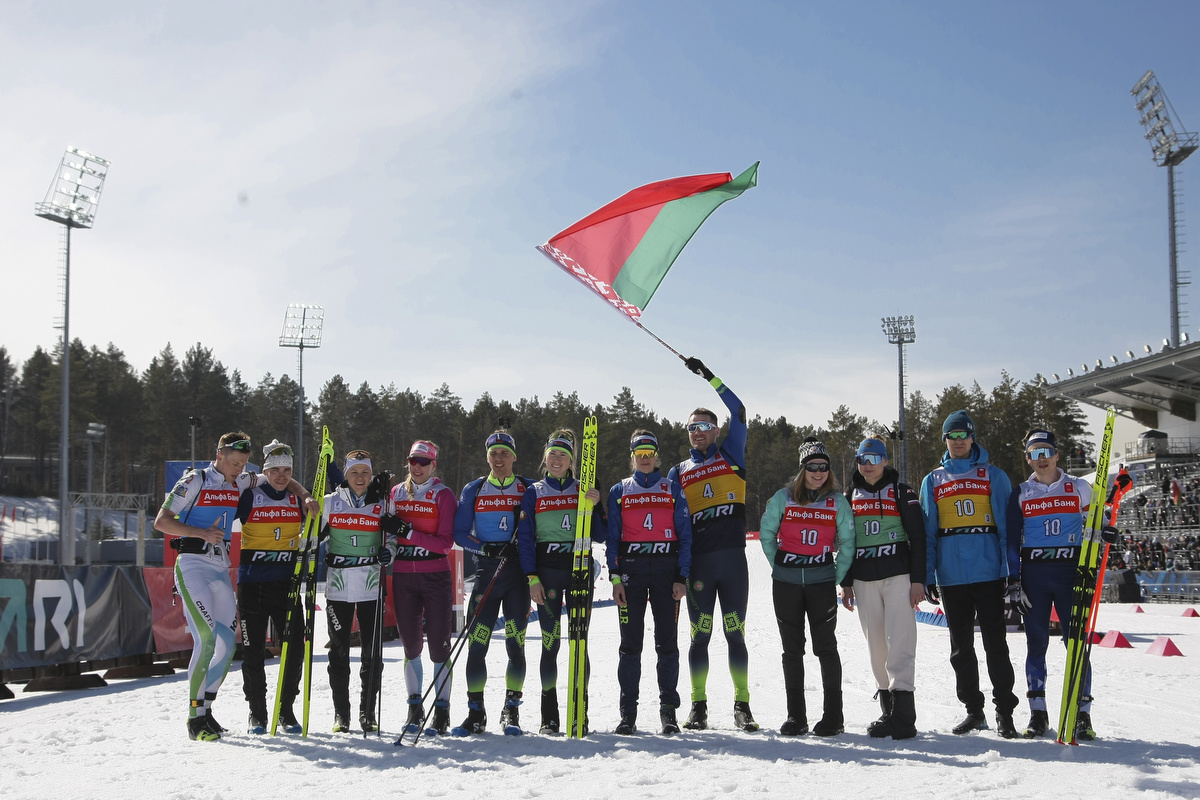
881, 315, 916, 484
279, 304, 324, 483
1131, 70, 1199, 348
35, 147, 110, 565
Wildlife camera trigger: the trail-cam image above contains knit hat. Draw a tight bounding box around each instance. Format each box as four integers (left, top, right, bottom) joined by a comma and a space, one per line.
1024, 429, 1057, 449
797, 437, 830, 466
486, 431, 516, 456
545, 433, 574, 458
856, 438, 889, 459
408, 440, 439, 462
262, 440, 294, 471
942, 410, 975, 437
630, 432, 659, 452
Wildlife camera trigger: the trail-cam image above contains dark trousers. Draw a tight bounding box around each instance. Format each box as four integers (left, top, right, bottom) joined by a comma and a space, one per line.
617, 563, 681, 715
771, 579, 840, 723
1022, 563, 1091, 709
940, 579, 1018, 715
534, 564, 594, 692
686, 548, 750, 703
326, 598, 383, 715
237, 579, 303, 717
463, 556, 529, 694
392, 570, 453, 662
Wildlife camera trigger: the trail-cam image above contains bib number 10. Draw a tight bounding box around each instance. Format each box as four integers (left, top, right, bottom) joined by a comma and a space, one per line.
954, 499, 976, 517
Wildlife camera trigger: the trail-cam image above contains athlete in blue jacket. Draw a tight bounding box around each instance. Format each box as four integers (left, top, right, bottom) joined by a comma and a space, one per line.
919, 410, 1018, 739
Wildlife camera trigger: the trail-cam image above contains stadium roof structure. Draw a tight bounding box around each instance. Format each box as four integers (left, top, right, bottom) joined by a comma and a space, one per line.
1044, 340, 1200, 429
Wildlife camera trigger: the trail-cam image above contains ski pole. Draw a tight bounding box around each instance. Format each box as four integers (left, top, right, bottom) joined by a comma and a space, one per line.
397, 546, 513, 748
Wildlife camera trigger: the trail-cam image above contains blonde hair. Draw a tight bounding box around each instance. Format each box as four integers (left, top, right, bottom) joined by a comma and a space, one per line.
790, 463, 839, 506
539, 428, 577, 477
403, 439, 439, 498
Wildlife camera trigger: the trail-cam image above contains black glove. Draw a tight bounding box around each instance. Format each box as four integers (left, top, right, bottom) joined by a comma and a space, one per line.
925, 584, 940, 605
1006, 578, 1031, 614
684, 356, 715, 381
1101, 525, 1120, 544
483, 540, 518, 560
380, 515, 412, 537
376, 548, 393, 567
364, 470, 394, 504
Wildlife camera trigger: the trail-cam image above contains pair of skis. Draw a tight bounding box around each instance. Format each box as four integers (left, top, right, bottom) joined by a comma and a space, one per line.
271, 426, 335, 737
565, 416, 598, 739
1056, 408, 1114, 745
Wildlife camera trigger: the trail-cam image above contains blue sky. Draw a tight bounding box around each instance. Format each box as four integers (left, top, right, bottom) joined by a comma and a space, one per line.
2, 1, 1198, 441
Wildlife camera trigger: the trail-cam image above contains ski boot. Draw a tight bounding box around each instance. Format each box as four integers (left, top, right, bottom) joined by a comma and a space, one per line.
660, 706, 680, 736
360, 708, 379, 733
451, 692, 487, 736
403, 695, 423, 734
332, 709, 352, 733
684, 700, 708, 731
188, 713, 222, 741
867, 689, 893, 738
540, 689, 560, 735
734, 701, 760, 732
499, 690, 523, 736
204, 694, 227, 733
426, 701, 451, 736
279, 705, 302, 735
1074, 711, 1095, 742
1023, 710, 1049, 739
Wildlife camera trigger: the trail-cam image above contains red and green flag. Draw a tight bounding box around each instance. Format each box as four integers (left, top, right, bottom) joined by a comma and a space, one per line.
537, 162, 758, 323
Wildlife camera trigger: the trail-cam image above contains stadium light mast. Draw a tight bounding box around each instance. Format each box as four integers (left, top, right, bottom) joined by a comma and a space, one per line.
1131, 70, 1199, 348
35, 146, 110, 565
278, 304, 324, 484
881, 315, 916, 484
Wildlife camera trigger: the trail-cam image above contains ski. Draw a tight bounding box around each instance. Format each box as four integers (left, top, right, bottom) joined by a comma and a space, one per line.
1056, 408, 1114, 745
566, 416, 598, 739
271, 426, 334, 737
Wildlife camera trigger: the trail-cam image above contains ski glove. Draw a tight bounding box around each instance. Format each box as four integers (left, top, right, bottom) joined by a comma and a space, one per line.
924, 584, 940, 605
1007, 579, 1032, 615
364, 470, 394, 504
376, 548, 393, 567
1101, 525, 1120, 544
483, 540, 518, 560
380, 515, 413, 537
684, 356, 715, 381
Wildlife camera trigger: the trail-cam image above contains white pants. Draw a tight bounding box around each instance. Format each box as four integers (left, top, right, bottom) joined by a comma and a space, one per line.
853, 574, 918, 692
175, 550, 238, 713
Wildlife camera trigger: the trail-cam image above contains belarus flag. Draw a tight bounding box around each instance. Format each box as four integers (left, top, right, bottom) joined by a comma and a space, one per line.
537, 163, 758, 322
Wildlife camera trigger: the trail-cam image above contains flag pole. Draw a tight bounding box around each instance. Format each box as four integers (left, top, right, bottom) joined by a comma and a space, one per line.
635, 320, 686, 362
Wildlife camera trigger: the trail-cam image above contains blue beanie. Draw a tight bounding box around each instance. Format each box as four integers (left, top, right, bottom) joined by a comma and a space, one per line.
856, 438, 889, 459
1024, 429, 1056, 449
942, 410, 975, 437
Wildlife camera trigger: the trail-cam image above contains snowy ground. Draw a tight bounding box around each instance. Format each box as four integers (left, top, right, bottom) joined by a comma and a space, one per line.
2, 554, 1198, 800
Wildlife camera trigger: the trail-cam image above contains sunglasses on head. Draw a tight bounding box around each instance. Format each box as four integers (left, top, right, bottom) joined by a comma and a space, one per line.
944, 431, 972, 441
856, 453, 885, 466
408, 456, 434, 467
346, 450, 371, 460
1026, 446, 1056, 461
804, 462, 831, 473
687, 421, 719, 433
221, 438, 252, 453
266, 444, 293, 457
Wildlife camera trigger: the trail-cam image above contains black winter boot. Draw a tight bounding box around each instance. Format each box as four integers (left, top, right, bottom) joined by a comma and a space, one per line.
812, 689, 844, 736
733, 701, 760, 732
867, 689, 893, 738
890, 690, 917, 739
1024, 709, 1049, 738
952, 710, 987, 735
660, 705, 680, 735
615, 710, 637, 735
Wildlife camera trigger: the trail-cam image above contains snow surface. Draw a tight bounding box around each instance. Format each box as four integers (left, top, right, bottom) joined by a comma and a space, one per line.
2, 553, 1199, 799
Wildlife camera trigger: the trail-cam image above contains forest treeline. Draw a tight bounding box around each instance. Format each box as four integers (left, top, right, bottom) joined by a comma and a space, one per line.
0, 339, 1090, 525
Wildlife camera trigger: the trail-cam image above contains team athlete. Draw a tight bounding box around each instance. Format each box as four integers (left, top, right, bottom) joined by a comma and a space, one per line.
668, 356, 757, 732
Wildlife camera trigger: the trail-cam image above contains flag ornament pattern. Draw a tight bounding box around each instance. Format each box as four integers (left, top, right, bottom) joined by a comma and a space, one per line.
537, 163, 759, 322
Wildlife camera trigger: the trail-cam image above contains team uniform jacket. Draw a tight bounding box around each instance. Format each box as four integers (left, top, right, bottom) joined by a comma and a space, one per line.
454, 474, 533, 555
321, 486, 387, 603
386, 477, 455, 573
235, 483, 303, 584
842, 466, 927, 586
605, 469, 693, 582
163, 463, 263, 550
1005, 468, 1091, 580
759, 487, 855, 586
516, 472, 608, 575
667, 379, 748, 556
920, 444, 1012, 587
